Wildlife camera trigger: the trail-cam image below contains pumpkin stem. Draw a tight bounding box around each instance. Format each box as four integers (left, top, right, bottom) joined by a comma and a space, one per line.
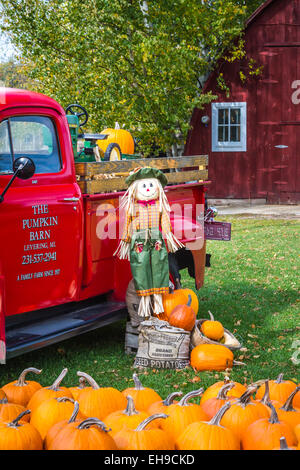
267, 402, 280, 424
132, 373, 144, 390
208, 402, 231, 426
49, 368, 68, 391
15, 367, 42, 387
77, 418, 111, 432
8, 409, 31, 428
56, 396, 75, 404
216, 383, 235, 400
0, 397, 8, 404
280, 385, 300, 412
187, 295, 192, 307
178, 388, 204, 406
208, 311, 215, 321
275, 373, 284, 384
69, 401, 80, 423
259, 380, 272, 406
162, 391, 183, 406
279, 437, 291, 450
124, 395, 139, 416
76, 371, 99, 390
237, 385, 257, 407
135, 413, 168, 431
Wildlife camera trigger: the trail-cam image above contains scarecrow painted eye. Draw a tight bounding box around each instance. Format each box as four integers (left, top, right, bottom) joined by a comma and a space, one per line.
143, 184, 146, 188
150, 183, 153, 187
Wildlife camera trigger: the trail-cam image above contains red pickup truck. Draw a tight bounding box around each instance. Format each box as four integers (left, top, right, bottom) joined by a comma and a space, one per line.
0, 88, 227, 364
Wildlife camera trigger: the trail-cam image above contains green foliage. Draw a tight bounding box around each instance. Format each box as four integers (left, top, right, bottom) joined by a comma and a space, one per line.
0, 0, 265, 154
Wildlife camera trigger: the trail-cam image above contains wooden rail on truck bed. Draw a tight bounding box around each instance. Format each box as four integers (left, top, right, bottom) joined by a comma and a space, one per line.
75, 155, 208, 194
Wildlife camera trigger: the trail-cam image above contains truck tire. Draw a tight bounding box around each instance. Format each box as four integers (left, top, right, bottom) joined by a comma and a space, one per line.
103, 143, 122, 161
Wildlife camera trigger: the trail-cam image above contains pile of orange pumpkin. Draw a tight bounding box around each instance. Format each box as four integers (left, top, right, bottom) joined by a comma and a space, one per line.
156, 287, 238, 373
0, 367, 299, 450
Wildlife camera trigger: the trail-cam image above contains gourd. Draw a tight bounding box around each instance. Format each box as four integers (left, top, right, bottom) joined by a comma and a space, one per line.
241, 403, 297, 450
168, 295, 196, 331
48, 417, 117, 450
200, 311, 224, 341
76, 371, 127, 420
1, 367, 42, 406
113, 414, 175, 450
121, 374, 162, 412
176, 402, 240, 450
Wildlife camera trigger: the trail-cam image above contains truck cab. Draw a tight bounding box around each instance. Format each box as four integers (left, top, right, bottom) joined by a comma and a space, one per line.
0, 88, 219, 363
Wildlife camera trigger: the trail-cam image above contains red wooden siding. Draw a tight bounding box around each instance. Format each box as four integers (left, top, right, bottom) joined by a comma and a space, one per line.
185, 0, 300, 203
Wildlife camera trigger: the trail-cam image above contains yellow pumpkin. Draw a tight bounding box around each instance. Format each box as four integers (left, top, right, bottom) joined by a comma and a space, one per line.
200, 311, 224, 341
97, 124, 135, 155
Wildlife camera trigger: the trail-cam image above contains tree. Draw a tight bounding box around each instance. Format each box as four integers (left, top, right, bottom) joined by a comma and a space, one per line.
0, 0, 265, 155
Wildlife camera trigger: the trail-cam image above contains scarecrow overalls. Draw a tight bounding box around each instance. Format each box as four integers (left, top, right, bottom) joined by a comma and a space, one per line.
121, 200, 170, 297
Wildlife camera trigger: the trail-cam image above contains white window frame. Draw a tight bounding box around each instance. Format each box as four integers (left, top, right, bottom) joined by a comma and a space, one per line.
212, 102, 247, 152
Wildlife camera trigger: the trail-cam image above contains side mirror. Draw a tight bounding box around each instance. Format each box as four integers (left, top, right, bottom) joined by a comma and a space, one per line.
13, 157, 36, 180
0, 157, 35, 203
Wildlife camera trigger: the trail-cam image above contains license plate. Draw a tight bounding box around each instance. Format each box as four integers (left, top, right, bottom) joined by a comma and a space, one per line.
204, 221, 231, 241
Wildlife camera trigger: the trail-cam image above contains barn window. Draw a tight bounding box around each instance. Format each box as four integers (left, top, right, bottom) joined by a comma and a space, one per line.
211, 102, 247, 152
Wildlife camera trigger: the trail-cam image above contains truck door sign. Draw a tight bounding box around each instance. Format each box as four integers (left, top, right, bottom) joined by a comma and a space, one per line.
291, 80, 300, 105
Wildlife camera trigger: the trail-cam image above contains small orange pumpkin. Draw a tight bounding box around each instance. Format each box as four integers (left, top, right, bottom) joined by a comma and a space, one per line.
44, 400, 82, 450
159, 288, 188, 322
27, 368, 72, 412
147, 391, 182, 428
201, 382, 237, 420
200, 311, 224, 341
0, 410, 43, 450
241, 403, 297, 450
168, 295, 196, 331
121, 374, 162, 412
114, 413, 175, 450
0, 396, 30, 423
200, 377, 247, 405
255, 373, 297, 405
1, 367, 42, 407
176, 402, 240, 450
190, 343, 236, 372
48, 417, 117, 450
276, 386, 300, 431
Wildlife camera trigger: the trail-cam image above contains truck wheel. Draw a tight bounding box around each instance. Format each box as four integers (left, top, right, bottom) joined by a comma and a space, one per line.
103, 143, 122, 161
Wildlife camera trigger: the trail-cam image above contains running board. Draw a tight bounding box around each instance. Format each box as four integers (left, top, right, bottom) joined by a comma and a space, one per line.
5, 300, 127, 360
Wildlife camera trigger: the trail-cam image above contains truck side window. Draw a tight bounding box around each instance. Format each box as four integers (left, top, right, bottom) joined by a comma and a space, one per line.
1, 116, 62, 174
0, 120, 13, 174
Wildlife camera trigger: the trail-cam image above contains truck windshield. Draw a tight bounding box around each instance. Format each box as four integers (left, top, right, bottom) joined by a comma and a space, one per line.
0, 116, 61, 174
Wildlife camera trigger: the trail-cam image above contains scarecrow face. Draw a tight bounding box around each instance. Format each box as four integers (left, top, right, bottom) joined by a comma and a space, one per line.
136, 178, 159, 201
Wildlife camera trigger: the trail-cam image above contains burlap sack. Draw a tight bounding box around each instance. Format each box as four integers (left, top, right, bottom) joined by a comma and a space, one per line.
134, 317, 190, 369
125, 279, 143, 327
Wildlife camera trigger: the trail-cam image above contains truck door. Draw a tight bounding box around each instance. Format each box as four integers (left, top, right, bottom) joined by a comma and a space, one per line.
0, 111, 83, 317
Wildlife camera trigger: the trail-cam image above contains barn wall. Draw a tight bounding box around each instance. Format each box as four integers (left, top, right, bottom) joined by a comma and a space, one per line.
185, 0, 300, 203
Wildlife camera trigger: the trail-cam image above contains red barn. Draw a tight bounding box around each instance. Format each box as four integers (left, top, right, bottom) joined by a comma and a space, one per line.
184, 0, 300, 204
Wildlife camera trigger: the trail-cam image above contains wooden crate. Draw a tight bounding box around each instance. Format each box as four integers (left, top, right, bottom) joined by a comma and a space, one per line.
75, 155, 208, 194
125, 322, 139, 355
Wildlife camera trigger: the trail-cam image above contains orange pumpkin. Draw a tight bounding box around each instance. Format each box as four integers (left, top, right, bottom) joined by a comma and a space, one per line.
272, 436, 297, 451
48, 417, 117, 450
76, 371, 126, 420
200, 311, 224, 341
255, 373, 297, 405
30, 396, 85, 440
159, 388, 209, 441
176, 402, 240, 450
168, 295, 196, 331
121, 374, 162, 412
159, 289, 188, 322
1, 367, 42, 407
0, 410, 43, 450
114, 413, 175, 450
104, 395, 158, 437
190, 343, 236, 372
201, 382, 237, 420
0, 396, 30, 423
27, 368, 72, 412
220, 386, 270, 443
181, 288, 199, 316
241, 403, 297, 450
253, 379, 282, 414
147, 391, 182, 428
200, 377, 247, 405
44, 400, 82, 450
276, 386, 300, 431
69, 376, 91, 401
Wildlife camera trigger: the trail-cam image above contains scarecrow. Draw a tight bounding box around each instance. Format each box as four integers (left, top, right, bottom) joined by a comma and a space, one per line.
114, 167, 184, 318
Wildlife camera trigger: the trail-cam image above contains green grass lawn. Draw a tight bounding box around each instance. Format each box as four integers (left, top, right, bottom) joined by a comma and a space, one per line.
0, 216, 299, 398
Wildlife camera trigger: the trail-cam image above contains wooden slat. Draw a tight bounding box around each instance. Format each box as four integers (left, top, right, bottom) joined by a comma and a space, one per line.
75, 155, 208, 177
78, 169, 208, 194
